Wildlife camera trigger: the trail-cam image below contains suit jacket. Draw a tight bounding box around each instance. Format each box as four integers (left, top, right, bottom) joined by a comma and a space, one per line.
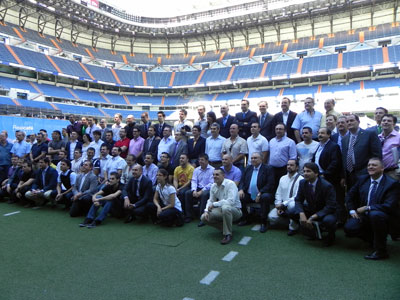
139, 122, 152, 140
346, 174, 399, 215
234, 110, 258, 140
32, 167, 58, 191
171, 140, 188, 168
312, 140, 342, 184
187, 137, 206, 161
72, 171, 98, 197
65, 141, 83, 160
366, 125, 381, 135
258, 113, 275, 141
239, 164, 275, 195
124, 122, 137, 140
341, 128, 382, 173
271, 111, 297, 142
154, 123, 169, 138
122, 175, 153, 208
142, 137, 160, 163
294, 178, 336, 218
217, 115, 235, 138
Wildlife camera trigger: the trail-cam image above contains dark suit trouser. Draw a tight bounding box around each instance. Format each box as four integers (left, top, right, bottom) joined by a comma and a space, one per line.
290, 209, 336, 239
345, 168, 368, 191
69, 194, 92, 217
344, 211, 389, 253
240, 192, 273, 223
125, 205, 147, 218
271, 166, 286, 192
177, 186, 191, 212
184, 189, 210, 219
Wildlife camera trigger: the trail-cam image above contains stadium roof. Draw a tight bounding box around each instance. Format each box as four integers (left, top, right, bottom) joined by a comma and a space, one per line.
107, 0, 256, 18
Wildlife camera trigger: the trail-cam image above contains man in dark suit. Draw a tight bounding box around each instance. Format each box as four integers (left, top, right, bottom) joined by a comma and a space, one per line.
313, 127, 345, 224
69, 160, 99, 217
65, 131, 82, 161
122, 164, 153, 223
258, 101, 274, 140
234, 99, 258, 140
341, 114, 382, 190
154, 111, 168, 138
217, 104, 235, 138
271, 97, 297, 142
238, 152, 275, 233
24, 157, 58, 206
366, 107, 388, 135
142, 125, 160, 164
290, 162, 337, 246
344, 158, 399, 260
139, 112, 152, 140
170, 131, 188, 169
187, 125, 206, 167
330, 115, 349, 150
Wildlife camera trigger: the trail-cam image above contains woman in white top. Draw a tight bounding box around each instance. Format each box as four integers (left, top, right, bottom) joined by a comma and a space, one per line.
81, 134, 91, 160
147, 168, 183, 226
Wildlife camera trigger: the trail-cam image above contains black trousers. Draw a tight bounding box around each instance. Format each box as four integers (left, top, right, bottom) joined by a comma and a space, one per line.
146, 202, 183, 226
69, 194, 93, 217
184, 189, 210, 219
344, 210, 389, 253
240, 192, 274, 223
289, 209, 337, 239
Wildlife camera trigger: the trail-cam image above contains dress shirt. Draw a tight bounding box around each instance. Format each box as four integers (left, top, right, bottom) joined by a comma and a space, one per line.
379, 130, 400, 169
88, 140, 104, 159
221, 165, 242, 183
85, 124, 100, 139
247, 134, 269, 165
157, 136, 175, 160
282, 110, 290, 125
121, 164, 134, 185
105, 155, 127, 177
68, 141, 78, 160
336, 131, 349, 150
71, 157, 83, 174
143, 163, 159, 185
320, 109, 342, 127
205, 135, 226, 162
292, 110, 323, 139
112, 123, 126, 141
275, 173, 304, 206
205, 179, 241, 212
269, 135, 297, 167
95, 155, 111, 179
174, 119, 193, 133
0, 141, 13, 165
314, 140, 329, 173
191, 165, 215, 191
11, 140, 31, 158
128, 136, 145, 157
221, 136, 248, 165
195, 117, 208, 138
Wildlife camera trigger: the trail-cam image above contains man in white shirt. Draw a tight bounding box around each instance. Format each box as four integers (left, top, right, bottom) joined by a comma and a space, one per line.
268, 159, 303, 235
296, 127, 319, 173
157, 126, 175, 161
104, 146, 127, 181
247, 122, 269, 165
85, 117, 100, 140
201, 168, 242, 245
88, 130, 104, 159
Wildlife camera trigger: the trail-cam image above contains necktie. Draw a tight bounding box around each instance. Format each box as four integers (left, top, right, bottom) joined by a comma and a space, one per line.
377, 126, 382, 134
242, 112, 246, 119
250, 168, 259, 200
223, 117, 227, 127
368, 181, 378, 205
346, 135, 356, 172
308, 182, 316, 209
260, 114, 266, 127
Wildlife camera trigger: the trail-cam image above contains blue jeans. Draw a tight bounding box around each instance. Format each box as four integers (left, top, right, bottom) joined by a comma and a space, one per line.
87, 198, 113, 222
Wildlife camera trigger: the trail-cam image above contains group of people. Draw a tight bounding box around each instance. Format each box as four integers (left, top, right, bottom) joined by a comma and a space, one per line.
0, 97, 399, 260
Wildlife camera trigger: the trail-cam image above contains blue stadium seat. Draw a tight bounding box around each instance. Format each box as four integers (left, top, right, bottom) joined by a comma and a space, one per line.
115, 69, 144, 86
0, 43, 18, 64
146, 72, 171, 87
84, 64, 116, 83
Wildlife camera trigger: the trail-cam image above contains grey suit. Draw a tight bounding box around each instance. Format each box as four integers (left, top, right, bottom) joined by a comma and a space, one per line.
69, 171, 99, 217
170, 140, 188, 168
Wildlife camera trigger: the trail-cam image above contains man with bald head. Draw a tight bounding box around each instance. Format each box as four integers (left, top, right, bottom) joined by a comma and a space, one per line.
320, 99, 341, 128
258, 101, 274, 140
217, 104, 235, 138
122, 164, 153, 223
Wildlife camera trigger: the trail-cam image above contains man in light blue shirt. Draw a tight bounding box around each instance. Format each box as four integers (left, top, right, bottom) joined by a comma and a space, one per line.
205, 122, 226, 168
292, 97, 323, 142
11, 131, 31, 159
157, 126, 174, 161
269, 123, 297, 189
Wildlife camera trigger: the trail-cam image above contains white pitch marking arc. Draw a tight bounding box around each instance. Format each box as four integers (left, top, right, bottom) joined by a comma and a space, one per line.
3, 211, 21, 216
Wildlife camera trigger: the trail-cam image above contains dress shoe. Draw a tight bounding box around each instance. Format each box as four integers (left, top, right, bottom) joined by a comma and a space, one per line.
184, 217, 192, 223
287, 230, 298, 236
238, 220, 250, 226
260, 223, 268, 233
124, 215, 135, 224
220, 234, 233, 245
87, 220, 101, 229
364, 251, 389, 260
197, 221, 205, 227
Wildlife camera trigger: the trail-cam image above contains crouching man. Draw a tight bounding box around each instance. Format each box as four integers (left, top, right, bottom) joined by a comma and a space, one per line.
201, 168, 242, 245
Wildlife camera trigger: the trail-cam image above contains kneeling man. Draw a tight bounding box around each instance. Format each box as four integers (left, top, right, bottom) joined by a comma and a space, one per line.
201, 168, 242, 245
